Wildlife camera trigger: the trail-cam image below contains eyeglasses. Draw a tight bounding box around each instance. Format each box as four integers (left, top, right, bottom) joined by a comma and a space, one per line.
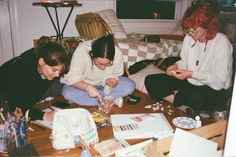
184, 27, 200, 35
94, 60, 113, 67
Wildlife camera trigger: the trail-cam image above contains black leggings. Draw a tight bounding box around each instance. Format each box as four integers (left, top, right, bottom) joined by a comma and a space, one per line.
145, 73, 229, 110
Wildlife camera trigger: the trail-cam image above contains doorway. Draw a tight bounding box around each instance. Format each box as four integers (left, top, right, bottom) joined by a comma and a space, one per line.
0, 0, 14, 65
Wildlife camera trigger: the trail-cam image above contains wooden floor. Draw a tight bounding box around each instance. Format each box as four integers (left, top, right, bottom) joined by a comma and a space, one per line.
2, 90, 217, 156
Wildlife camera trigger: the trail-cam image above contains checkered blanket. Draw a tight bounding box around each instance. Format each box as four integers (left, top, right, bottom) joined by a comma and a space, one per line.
116, 33, 183, 68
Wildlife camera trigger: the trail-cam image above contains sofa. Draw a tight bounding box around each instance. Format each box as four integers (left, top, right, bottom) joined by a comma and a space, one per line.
42, 9, 184, 101
75, 9, 184, 69
74, 9, 184, 93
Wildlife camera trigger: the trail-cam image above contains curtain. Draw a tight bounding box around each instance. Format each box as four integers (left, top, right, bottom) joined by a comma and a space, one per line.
175, 0, 193, 20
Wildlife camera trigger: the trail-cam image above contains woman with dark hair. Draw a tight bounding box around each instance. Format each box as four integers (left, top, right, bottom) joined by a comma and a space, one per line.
0, 41, 69, 121
145, 0, 233, 111
61, 34, 135, 106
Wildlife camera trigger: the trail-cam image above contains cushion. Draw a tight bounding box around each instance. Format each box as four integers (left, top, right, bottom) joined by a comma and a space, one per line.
96, 9, 127, 39
128, 64, 165, 94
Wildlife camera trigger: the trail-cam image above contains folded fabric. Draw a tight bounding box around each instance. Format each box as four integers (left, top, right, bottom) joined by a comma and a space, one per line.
52, 108, 98, 150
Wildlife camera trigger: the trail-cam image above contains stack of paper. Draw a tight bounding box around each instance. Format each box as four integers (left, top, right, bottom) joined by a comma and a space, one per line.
115, 139, 153, 157
169, 128, 223, 157
111, 113, 173, 139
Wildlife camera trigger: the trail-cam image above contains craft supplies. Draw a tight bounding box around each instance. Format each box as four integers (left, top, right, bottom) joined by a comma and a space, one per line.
0, 107, 29, 153
98, 96, 114, 114
91, 110, 110, 128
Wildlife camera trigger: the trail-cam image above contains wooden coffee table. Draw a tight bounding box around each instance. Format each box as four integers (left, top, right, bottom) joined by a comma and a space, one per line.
25, 90, 216, 156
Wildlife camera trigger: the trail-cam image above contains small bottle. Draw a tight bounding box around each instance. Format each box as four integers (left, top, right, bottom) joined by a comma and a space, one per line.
195, 115, 202, 128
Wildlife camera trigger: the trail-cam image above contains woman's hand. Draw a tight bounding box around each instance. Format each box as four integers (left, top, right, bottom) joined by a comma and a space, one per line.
171, 69, 193, 80
166, 64, 178, 76
43, 111, 57, 121
85, 84, 100, 97
106, 78, 119, 87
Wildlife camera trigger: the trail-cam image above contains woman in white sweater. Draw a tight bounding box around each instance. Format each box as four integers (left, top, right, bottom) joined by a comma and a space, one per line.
61, 34, 135, 106
145, 0, 233, 111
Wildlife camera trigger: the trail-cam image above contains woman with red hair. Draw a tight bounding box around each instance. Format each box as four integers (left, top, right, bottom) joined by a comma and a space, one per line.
145, 0, 233, 111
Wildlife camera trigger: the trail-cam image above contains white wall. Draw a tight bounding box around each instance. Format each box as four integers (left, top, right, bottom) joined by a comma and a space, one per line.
9, 0, 191, 56
10, 0, 114, 56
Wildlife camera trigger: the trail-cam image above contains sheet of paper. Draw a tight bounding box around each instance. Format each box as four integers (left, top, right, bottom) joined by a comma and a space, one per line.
111, 113, 173, 139
169, 128, 220, 157
31, 107, 62, 129
31, 120, 53, 129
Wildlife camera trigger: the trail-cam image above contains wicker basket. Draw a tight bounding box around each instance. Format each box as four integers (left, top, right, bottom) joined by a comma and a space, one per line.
75, 12, 112, 40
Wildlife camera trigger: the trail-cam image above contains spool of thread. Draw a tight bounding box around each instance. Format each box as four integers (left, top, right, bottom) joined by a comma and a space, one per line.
114, 97, 123, 108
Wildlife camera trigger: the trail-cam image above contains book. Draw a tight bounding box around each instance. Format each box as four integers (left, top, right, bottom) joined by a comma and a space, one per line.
115, 139, 153, 157
31, 120, 53, 129
111, 113, 173, 139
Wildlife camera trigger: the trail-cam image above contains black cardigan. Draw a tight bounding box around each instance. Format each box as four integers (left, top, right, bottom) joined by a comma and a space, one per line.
0, 48, 55, 120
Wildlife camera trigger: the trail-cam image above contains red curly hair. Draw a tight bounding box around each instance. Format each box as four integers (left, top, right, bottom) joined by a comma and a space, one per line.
182, 0, 219, 41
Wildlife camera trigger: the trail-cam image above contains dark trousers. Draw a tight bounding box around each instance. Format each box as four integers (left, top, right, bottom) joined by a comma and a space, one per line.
145, 73, 229, 111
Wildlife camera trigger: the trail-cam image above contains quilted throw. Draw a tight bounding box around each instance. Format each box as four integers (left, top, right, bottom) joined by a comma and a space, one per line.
116, 33, 183, 68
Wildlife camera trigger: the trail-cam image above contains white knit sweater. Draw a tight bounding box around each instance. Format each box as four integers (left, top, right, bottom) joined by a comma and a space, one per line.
176, 33, 233, 90
61, 40, 124, 86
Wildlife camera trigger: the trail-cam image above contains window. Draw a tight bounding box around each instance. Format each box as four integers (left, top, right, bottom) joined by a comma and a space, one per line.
218, 0, 236, 11
116, 0, 175, 19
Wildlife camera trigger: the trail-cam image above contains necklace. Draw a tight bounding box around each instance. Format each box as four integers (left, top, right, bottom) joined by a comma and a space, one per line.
195, 42, 206, 66
196, 60, 199, 66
